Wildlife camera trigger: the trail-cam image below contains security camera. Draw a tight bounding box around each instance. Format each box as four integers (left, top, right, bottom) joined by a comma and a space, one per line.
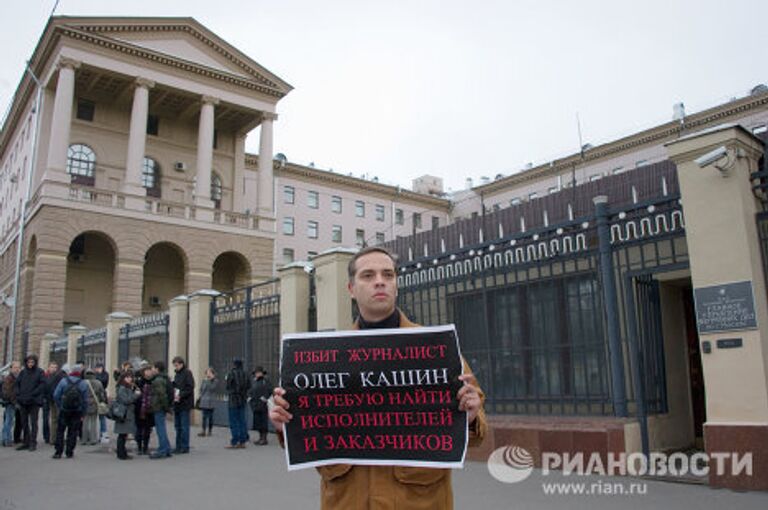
695, 146, 729, 169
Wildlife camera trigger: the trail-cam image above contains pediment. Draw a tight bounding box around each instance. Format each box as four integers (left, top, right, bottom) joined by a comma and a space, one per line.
53, 17, 292, 97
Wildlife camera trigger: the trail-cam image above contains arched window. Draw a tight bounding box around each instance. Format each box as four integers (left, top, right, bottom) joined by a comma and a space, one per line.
211, 172, 222, 209
142, 157, 161, 197
66, 144, 96, 186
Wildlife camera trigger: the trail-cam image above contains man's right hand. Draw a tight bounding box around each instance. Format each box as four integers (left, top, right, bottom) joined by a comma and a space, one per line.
268, 387, 292, 432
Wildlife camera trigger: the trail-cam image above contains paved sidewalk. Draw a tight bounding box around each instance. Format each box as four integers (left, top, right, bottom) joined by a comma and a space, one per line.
0, 426, 766, 510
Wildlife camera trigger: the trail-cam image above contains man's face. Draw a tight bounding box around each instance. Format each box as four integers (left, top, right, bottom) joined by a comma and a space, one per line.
347, 252, 398, 321
94, 366, 103, 373
173, 361, 182, 372
49, 362, 59, 373
26, 359, 35, 369
10, 362, 21, 376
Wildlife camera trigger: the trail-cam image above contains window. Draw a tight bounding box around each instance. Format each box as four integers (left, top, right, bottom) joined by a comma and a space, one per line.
510, 197, 521, 206
284, 185, 295, 204
375, 204, 385, 221
308, 190, 319, 209
331, 196, 342, 213
142, 157, 161, 197
395, 209, 404, 225
355, 200, 365, 217
356, 229, 365, 247
282, 248, 295, 264
66, 144, 96, 185
146, 114, 159, 136
211, 172, 223, 209
283, 217, 295, 235
376, 232, 386, 245
413, 213, 422, 229
307, 220, 318, 239
332, 225, 342, 243
528, 192, 538, 201
76, 99, 95, 122
432, 216, 440, 230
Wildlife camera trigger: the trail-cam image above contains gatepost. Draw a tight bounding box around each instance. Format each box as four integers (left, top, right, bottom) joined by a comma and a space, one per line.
105, 312, 132, 396
312, 247, 358, 331
168, 295, 189, 364
667, 125, 768, 490
188, 290, 219, 425
67, 325, 86, 368
278, 262, 311, 336
38, 332, 57, 370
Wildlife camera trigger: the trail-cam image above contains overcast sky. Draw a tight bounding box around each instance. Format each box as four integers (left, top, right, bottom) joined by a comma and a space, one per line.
1, 0, 766, 192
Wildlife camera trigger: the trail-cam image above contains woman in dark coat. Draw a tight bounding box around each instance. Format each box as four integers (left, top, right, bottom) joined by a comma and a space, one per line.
134, 365, 154, 455
114, 371, 141, 460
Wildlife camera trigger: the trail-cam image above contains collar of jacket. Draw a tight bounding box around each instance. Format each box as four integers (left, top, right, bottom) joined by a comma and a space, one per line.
353, 308, 419, 330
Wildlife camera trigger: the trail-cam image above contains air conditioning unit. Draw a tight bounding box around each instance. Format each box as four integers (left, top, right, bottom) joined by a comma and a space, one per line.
149, 296, 161, 306
69, 253, 85, 263
174, 162, 187, 172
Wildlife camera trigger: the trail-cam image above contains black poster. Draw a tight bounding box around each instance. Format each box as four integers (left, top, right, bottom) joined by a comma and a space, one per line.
279, 325, 467, 471
694, 280, 758, 334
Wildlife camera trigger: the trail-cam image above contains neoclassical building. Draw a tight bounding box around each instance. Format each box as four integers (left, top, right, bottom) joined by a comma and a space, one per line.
0, 16, 291, 359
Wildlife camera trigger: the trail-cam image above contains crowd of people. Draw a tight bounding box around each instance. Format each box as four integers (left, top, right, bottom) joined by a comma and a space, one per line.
0, 353, 274, 460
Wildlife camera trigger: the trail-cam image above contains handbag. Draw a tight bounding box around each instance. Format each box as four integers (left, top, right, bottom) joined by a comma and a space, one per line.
108, 399, 127, 422
87, 380, 109, 416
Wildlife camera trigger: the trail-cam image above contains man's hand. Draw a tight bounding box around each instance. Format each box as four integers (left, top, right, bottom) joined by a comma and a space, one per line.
457, 374, 481, 424
268, 387, 293, 432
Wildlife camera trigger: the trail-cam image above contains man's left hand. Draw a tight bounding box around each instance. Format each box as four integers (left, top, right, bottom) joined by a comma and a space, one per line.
457, 374, 481, 424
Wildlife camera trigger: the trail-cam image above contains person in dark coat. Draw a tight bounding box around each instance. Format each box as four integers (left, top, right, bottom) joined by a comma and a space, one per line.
248, 366, 273, 445
134, 364, 154, 455
225, 358, 249, 448
171, 356, 195, 454
52, 364, 89, 459
45, 362, 65, 445
2, 361, 21, 447
197, 367, 217, 437
113, 371, 141, 460
15, 353, 46, 451
148, 361, 172, 459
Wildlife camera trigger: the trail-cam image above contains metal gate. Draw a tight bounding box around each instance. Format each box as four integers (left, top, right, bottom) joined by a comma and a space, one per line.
118, 312, 169, 368
209, 280, 280, 426
77, 327, 106, 369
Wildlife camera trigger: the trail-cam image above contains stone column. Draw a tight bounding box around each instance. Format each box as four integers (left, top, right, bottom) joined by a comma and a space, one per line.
168, 295, 189, 362
67, 325, 87, 368
45, 57, 80, 184
666, 126, 768, 491
105, 312, 132, 396
258, 113, 276, 216
113, 259, 144, 318
39, 332, 58, 370
187, 290, 219, 425
123, 77, 155, 200
195, 96, 219, 211
233, 133, 247, 213
27, 250, 68, 360
278, 262, 311, 336
312, 248, 358, 331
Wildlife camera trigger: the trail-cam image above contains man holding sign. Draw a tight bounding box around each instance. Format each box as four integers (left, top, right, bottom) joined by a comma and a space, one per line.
270, 247, 486, 509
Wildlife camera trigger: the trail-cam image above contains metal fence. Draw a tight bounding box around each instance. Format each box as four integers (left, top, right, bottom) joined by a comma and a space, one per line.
49, 335, 68, 366
388, 163, 688, 425
118, 312, 169, 368
77, 327, 106, 369
209, 280, 280, 426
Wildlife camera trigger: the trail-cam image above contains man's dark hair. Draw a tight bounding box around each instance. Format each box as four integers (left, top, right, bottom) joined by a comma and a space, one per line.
347, 246, 398, 282
154, 360, 166, 373
172, 356, 185, 366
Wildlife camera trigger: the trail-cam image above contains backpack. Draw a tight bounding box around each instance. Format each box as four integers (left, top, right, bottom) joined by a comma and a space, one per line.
61, 378, 83, 413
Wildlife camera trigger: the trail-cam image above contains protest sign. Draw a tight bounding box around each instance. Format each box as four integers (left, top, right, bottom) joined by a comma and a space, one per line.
279, 325, 467, 471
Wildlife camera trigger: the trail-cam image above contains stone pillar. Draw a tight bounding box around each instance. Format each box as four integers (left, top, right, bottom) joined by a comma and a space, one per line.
278, 262, 311, 336
67, 325, 86, 368
258, 113, 276, 216
312, 248, 358, 331
195, 96, 219, 210
105, 312, 132, 396
39, 332, 58, 370
666, 125, 768, 491
27, 250, 68, 360
123, 77, 155, 200
168, 295, 189, 362
45, 57, 80, 183
187, 290, 218, 424
113, 259, 144, 318
233, 133, 247, 213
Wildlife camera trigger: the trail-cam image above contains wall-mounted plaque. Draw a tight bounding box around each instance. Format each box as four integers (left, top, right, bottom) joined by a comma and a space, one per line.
694, 281, 758, 334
